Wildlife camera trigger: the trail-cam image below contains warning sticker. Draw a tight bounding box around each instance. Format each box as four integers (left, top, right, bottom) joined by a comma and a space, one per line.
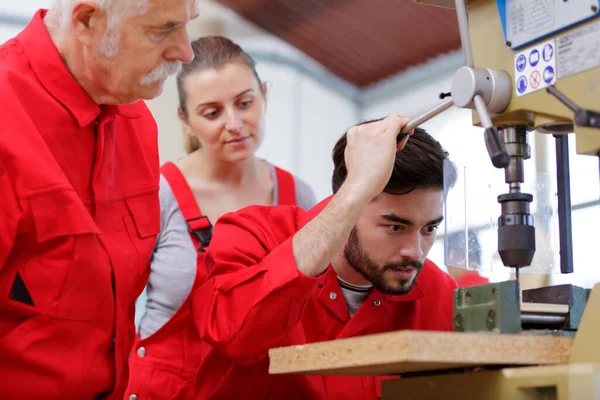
514, 38, 556, 97
557, 19, 600, 79
504, 0, 599, 49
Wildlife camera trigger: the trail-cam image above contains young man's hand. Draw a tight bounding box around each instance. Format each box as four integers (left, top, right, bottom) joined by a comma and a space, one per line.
291, 114, 414, 278
342, 114, 413, 202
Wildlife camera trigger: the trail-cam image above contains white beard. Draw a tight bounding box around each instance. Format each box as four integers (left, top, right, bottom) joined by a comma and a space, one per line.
140, 61, 183, 86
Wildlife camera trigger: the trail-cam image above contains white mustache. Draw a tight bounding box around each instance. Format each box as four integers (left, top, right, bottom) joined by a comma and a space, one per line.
140, 61, 182, 86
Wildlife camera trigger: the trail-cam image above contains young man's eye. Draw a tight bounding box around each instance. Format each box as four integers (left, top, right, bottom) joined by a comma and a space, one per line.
424, 226, 439, 235
386, 225, 403, 234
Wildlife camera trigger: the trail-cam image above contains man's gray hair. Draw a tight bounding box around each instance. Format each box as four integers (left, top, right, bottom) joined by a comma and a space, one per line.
47, 0, 148, 31
48, 0, 109, 31
47, 0, 149, 56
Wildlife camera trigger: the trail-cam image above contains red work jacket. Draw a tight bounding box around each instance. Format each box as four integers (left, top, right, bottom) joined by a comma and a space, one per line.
0, 10, 160, 400
125, 162, 298, 400
190, 198, 457, 400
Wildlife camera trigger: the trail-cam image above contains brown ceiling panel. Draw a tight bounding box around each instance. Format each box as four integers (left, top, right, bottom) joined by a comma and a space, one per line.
216, 0, 462, 88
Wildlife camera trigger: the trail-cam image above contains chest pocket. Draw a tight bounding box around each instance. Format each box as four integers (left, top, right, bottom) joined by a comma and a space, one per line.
13, 188, 109, 321
122, 191, 161, 291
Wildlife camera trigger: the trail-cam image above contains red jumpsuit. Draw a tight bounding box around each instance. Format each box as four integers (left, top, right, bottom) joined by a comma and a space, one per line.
125, 162, 299, 400
455, 271, 490, 288
190, 198, 458, 399
0, 10, 160, 399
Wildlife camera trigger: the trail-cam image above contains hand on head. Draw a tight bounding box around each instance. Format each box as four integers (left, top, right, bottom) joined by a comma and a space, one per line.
343, 114, 415, 200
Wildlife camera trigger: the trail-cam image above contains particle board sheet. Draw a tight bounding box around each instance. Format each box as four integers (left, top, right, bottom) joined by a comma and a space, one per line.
268, 330, 573, 376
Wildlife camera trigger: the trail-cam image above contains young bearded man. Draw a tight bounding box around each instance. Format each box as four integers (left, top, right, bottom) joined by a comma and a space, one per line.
190, 115, 458, 399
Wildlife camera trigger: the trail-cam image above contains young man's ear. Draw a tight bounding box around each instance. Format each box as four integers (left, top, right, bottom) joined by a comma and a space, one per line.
71, 1, 107, 46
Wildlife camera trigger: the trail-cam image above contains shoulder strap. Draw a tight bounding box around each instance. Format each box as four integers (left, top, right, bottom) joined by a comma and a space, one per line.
274, 166, 297, 206
160, 162, 201, 221
160, 162, 212, 251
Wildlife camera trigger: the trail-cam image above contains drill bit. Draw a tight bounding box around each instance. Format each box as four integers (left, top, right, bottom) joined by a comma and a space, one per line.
515, 266, 521, 304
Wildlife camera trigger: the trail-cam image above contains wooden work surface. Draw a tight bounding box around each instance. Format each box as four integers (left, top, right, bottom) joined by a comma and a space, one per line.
268, 330, 573, 376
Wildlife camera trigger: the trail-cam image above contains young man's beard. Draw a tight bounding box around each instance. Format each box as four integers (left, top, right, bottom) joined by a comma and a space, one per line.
344, 227, 424, 295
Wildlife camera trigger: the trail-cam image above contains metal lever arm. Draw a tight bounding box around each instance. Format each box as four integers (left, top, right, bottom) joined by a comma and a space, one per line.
474, 95, 510, 168
400, 98, 454, 136
547, 85, 600, 129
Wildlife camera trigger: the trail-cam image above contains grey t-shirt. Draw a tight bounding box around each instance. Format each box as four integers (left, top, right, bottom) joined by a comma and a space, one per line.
136, 164, 317, 339
337, 277, 373, 318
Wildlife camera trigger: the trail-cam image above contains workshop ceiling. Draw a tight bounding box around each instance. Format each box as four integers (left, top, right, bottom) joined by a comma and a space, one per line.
215, 0, 462, 88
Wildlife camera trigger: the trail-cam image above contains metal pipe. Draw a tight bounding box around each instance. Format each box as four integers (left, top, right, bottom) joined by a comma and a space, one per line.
454, 0, 475, 67
515, 267, 521, 304
546, 86, 579, 113
473, 95, 493, 128
554, 135, 574, 274
401, 98, 454, 133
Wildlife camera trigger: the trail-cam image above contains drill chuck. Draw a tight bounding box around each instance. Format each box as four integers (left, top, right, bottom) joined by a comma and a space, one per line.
497, 192, 536, 267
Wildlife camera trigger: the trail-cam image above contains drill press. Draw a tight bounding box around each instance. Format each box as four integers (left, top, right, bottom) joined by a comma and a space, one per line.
384, 0, 600, 397
398, 0, 600, 336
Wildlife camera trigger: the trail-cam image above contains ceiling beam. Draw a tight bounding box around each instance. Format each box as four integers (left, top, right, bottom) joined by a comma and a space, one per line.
0, 10, 462, 112
0, 13, 31, 27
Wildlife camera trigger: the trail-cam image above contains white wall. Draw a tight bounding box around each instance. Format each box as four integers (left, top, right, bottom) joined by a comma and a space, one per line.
0, 0, 46, 43
0, 25, 20, 42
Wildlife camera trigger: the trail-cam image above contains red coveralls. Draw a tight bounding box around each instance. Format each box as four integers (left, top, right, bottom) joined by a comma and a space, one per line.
125, 162, 298, 399
0, 10, 160, 399
455, 271, 490, 288
190, 198, 458, 399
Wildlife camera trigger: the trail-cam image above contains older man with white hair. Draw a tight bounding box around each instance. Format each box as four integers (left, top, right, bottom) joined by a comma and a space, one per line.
0, 0, 197, 398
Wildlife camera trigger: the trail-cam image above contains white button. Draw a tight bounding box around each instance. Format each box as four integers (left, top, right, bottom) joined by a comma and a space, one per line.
137, 347, 146, 358
373, 300, 381, 307
329, 292, 337, 300
129, 395, 138, 400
